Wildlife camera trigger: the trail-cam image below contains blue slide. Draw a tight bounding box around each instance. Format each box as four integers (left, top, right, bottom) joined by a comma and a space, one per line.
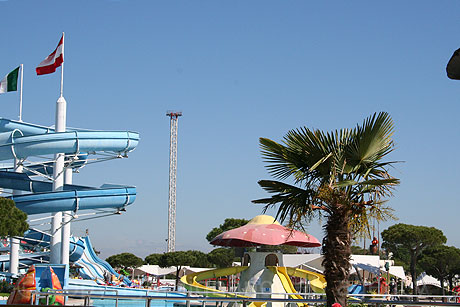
0, 117, 138, 282
72, 236, 131, 286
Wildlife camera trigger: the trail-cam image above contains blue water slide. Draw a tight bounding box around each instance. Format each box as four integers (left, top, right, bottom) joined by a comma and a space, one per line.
0, 171, 136, 215
0, 119, 139, 215
0, 229, 86, 271
0, 117, 138, 283
0, 117, 138, 161
12, 186, 136, 215
22, 229, 85, 262
73, 236, 131, 286
0, 130, 138, 161
0, 252, 49, 272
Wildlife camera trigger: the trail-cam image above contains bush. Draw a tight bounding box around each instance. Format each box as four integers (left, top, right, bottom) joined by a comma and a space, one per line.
0, 280, 13, 293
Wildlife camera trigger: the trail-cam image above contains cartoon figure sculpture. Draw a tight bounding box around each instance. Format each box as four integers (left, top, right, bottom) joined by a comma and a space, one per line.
7, 265, 64, 305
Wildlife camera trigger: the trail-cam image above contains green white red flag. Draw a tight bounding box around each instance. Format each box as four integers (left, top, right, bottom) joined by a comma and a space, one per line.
36, 35, 64, 75
0, 66, 19, 94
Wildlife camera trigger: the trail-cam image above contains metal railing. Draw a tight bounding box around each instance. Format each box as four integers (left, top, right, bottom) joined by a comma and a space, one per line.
26, 289, 460, 307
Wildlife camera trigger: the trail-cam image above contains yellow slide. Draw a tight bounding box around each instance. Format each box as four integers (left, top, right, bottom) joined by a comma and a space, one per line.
268, 266, 326, 294
283, 267, 326, 293
269, 266, 306, 307
180, 266, 266, 307
180, 266, 248, 297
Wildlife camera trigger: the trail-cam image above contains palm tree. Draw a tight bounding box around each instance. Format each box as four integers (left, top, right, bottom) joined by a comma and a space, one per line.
252, 112, 399, 306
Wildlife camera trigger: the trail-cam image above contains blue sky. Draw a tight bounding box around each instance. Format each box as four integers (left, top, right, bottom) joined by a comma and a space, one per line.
1, 1, 460, 259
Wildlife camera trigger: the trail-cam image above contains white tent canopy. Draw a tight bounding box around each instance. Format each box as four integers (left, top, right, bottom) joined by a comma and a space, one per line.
389, 266, 406, 280
133, 265, 176, 277
283, 254, 323, 269
351, 255, 380, 275
417, 272, 441, 287
283, 254, 383, 276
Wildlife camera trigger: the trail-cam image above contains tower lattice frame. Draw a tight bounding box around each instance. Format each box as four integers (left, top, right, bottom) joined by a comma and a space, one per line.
166, 111, 182, 252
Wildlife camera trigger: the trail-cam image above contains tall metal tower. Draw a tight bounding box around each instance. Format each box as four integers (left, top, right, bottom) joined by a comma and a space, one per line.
166, 111, 182, 252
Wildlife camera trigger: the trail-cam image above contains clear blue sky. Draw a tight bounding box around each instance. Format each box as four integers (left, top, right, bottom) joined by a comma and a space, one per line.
1, 1, 460, 259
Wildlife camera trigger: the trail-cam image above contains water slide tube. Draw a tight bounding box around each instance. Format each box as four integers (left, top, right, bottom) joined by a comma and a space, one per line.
0, 118, 138, 282
0, 228, 85, 272
0, 118, 138, 214
0, 228, 127, 287
0, 171, 136, 214
0, 252, 49, 272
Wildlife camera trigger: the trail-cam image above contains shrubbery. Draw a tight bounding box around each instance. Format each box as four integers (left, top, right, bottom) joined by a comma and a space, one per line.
0, 280, 13, 293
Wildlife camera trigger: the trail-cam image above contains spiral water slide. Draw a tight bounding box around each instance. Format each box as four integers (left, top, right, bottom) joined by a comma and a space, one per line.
0, 117, 138, 278
0, 117, 138, 215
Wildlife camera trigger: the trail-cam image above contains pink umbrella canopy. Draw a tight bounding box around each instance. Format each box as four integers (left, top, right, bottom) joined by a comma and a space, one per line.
210, 215, 321, 248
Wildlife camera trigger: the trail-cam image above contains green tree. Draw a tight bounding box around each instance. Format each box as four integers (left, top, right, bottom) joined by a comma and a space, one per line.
144, 253, 162, 265
106, 253, 144, 271
257, 244, 299, 254
0, 198, 28, 237
419, 245, 460, 295
350, 245, 370, 255
158, 250, 211, 290
188, 250, 211, 268
208, 248, 235, 268
206, 218, 249, 242
207, 248, 235, 290
381, 224, 446, 296
252, 112, 399, 307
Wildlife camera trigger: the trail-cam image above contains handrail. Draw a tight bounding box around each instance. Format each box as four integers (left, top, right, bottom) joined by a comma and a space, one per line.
28, 289, 460, 307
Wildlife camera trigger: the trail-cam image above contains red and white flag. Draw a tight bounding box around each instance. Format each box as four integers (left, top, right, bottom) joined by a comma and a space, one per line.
36, 35, 64, 75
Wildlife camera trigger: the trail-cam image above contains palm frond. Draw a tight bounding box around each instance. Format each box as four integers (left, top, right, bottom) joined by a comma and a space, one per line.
252, 180, 321, 226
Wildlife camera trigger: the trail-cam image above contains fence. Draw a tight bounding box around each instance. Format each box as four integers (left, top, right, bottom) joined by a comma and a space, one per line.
18, 289, 460, 307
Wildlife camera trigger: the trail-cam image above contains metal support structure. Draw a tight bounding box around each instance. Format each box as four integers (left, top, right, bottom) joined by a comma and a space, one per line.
166, 111, 182, 253
50, 96, 67, 264
61, 167, 72, 265
9, 158, 22, 275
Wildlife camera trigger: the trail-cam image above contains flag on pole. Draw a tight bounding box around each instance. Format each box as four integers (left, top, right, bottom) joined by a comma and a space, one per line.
36, 35, 64, 75
0, 67, 20, 94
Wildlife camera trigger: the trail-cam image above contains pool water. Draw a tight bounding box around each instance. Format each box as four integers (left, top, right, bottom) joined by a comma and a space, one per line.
93, 298, 183, 307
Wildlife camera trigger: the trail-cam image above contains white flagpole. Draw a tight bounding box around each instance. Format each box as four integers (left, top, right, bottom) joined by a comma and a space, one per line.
50, 32, 67, 264
60, 32, 65, 97
18, 64, 23, 122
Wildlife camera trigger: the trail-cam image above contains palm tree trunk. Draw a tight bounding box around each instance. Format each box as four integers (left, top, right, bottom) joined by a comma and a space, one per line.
322, 207, 352, 307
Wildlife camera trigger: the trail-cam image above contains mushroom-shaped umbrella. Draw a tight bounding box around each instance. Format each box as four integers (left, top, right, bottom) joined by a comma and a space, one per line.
210, 215, 321, 248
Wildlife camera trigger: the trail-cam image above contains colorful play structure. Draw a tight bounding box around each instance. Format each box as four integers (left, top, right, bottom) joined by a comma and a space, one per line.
181, 215, 327, 306
7, 264, 66, 305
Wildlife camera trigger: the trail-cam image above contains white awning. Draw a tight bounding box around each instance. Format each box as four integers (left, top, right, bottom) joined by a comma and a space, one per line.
389, 266, 405, 280
133, 265, 176, 276
351, 255, 381, 275
417, 272, 441, 287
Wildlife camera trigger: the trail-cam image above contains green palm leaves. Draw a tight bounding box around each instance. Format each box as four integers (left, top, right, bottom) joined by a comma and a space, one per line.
253, 112, 399, 234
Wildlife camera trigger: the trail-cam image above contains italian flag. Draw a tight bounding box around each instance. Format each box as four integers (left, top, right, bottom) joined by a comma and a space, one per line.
36, 35, 64, 75
0, 67, 19, 94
